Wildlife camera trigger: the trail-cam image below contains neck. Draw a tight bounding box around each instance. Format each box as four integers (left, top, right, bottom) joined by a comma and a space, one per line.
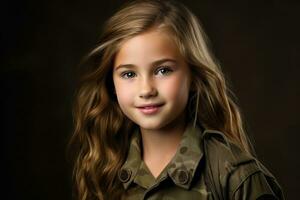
140, 115, 188, 169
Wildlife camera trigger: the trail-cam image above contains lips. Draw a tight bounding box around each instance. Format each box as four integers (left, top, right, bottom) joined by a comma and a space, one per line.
137, 103, 164, 115
137, 103, 164, 108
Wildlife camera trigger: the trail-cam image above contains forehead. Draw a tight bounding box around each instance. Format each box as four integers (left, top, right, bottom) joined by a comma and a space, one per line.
114, 29, 183, 68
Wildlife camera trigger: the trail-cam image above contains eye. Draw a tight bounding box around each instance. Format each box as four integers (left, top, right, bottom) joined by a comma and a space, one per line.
120, 71, 136, 79
156, 66, 173, 76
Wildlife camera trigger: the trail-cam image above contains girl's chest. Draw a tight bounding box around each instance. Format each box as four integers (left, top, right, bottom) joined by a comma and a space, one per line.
124, 174, 212, 200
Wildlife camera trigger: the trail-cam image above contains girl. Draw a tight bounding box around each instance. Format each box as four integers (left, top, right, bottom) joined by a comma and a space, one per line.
69, 0, 285, 199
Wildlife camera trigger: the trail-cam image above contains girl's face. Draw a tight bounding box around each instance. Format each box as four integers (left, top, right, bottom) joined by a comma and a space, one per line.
113, 29, 191, 131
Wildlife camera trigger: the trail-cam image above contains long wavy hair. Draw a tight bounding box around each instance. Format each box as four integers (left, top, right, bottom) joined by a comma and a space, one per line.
68, 0, 255, 199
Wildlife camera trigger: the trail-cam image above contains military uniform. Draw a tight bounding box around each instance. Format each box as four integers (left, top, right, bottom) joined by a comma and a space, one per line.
118, 123, 285, 199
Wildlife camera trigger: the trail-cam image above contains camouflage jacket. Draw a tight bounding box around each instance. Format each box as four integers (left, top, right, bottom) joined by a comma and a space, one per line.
118, 123, 285, 200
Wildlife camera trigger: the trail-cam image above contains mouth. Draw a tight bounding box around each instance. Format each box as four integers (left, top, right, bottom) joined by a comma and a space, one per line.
137, 103, 164, 108
137, 103, 164, 115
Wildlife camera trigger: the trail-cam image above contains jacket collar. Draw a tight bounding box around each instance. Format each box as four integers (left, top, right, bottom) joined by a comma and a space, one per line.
118, 123, 204, 190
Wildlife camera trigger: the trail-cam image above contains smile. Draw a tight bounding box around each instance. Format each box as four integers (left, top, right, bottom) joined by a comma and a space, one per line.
137, 104, 163, 115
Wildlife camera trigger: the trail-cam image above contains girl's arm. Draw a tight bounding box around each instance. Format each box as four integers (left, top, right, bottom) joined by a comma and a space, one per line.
203, 130, 285, 200
230, 170, 285, 199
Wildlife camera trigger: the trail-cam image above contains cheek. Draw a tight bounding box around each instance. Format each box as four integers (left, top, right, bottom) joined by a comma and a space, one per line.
161, 75, 190, 100
114, 79, 134, 107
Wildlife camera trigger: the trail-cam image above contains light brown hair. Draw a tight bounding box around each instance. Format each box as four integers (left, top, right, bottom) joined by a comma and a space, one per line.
68, 0, 255, 199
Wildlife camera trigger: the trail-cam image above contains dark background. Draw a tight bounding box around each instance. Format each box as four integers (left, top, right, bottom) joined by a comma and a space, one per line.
1, 0, 299, 199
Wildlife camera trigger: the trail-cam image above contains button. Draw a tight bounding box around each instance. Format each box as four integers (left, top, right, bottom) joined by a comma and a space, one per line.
118, 168, 132, 183
180, 146, 188, 154
177, 170, 189, 185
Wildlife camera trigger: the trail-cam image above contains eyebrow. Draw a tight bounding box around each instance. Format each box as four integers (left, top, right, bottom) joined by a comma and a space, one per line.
114, 58, 177, 71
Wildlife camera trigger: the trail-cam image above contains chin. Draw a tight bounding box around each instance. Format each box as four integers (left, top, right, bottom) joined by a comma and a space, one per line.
134, 119, 166, 130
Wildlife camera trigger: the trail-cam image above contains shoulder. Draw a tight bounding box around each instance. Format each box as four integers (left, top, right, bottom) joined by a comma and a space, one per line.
201, 129, 285, 200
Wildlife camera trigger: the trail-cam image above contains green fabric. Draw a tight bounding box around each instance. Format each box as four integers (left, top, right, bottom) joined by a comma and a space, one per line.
118, 123, 285, 200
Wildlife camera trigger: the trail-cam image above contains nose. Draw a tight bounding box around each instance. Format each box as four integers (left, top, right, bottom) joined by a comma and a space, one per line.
139, 78, 158, 99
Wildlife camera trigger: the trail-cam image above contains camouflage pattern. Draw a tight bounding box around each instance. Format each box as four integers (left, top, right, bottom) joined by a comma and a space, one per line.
118, 123, 285, 199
